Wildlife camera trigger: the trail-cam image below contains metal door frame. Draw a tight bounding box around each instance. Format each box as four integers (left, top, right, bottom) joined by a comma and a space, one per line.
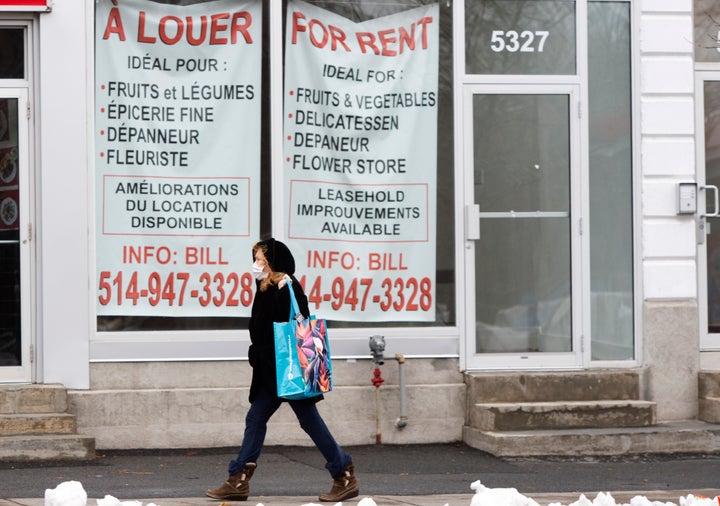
696, 71, 720, 351
0, 87, 32, 383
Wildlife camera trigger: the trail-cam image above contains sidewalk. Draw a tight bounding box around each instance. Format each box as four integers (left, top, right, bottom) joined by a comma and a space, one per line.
1, 444, 720, 505
6, 491, 720, 506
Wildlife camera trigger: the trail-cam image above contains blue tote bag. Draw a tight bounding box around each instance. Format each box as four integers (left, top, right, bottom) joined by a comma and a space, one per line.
273, 282, 332, 400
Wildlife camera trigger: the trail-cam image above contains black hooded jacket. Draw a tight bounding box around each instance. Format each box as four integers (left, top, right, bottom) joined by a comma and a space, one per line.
247, 238, 316, 403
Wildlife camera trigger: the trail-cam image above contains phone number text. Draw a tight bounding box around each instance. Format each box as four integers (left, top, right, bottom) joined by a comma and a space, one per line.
298, 274, 432, 312
98, 271, 433, 312
98, 271, 253, 307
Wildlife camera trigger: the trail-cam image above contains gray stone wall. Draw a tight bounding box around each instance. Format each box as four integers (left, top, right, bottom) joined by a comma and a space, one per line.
68, 359, 466, 449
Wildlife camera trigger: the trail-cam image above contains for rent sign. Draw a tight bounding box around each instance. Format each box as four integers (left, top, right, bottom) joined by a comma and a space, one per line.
95, 0, 262, 317
284, 1, 439, 321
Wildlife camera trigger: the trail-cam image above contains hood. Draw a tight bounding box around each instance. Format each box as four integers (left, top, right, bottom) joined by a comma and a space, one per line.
256, 238, 296, 275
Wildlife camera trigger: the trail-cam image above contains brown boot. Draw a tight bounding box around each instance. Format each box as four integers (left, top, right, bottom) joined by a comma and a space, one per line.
319, 461, 359, 502
206, 462, 257, 501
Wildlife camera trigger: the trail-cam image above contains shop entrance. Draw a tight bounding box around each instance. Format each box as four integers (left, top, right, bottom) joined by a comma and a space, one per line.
463, 85, 583, 369
697, 74, 720, 351
0, 23, 32, 382
0, 90, 30, 382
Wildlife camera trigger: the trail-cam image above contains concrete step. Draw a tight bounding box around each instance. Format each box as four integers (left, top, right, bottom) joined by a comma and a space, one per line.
0, 384, 67, 414
463, 420, 720, 457
699, 371, 720, 398
0, 434, 95, 461
0, 413, 77, 436
469, 400, 657, 431
697, 372, 720, 423
0, 384, 96, 461
465, 370, 641, 403
699, 396, 720, 423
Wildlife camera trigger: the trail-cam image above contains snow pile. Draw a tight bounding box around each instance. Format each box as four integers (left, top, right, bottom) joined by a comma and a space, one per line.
298, 499, 379, 506
44, 483, 159, 506
45, 481, 87, 506
470, 480, 540, 506
43, 480, 720, 506
468, 480, 720, 506
97, 495, 158, 506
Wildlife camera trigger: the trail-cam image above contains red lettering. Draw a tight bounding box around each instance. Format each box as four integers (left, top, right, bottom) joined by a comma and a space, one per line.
210, 12, 230, 44
329, 25, 351, 51
136, 11, 252, 46
416, 16, 432, 49
159, 16, 183, 45
231, 12, 253, 44
308, 19, 328, 48
356, 32, 378, 55
377, 28, 397, 56
398, 25, 415, 52
186, 16, 208, 46
103, 6, 126, 41
356, 16, 434, 56
137, 11, 156, 43
291, 11, 349, 51
292, 11, 307, 44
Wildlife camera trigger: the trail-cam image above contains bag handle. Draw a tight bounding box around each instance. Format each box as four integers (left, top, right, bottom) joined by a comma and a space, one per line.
285, 277, 301, 321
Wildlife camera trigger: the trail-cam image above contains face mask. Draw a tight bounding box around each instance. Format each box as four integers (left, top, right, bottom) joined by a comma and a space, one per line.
252, 261, 268, 280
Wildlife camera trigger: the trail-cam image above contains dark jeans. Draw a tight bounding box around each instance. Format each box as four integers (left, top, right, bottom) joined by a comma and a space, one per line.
228, 390, 351, 478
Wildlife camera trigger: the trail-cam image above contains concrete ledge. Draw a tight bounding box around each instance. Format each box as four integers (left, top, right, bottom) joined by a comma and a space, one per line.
463, 420, 720, 457
69, 383, 466, 449
699, 397, 720, 423
0, 413, 77, 436
699, 371, 720, 398
0, 385, 68, 414
0, 434, 95, 461
88, 359, 464, 389
469, 400, 657, 431
70, 359, 465, 449
465, 370, 641, 403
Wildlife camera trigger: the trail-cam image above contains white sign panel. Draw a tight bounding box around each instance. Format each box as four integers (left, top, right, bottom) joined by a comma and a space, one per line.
284, 0, 439, 321
95, 0, 262, 316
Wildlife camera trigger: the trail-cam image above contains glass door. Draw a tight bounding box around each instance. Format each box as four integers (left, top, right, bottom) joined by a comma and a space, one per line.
698, 74, 720, 350
0, 89, 31, 382
463, 85, 583, 369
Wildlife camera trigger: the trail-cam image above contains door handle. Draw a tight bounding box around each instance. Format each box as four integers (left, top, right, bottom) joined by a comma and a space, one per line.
702, 185, 720, 217
698, 185, 720, 245
465, 204, 480, 240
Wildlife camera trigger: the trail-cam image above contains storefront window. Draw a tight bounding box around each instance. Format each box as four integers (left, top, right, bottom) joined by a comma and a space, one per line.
282, 0, 454, 329
588, 0, 633, 360
0, 98, 21, 365
695, 0, 720, 62
0, 29, 24, 79
465, 0, 576, 75
95, 0, 267, 332
95, 0, 455, 332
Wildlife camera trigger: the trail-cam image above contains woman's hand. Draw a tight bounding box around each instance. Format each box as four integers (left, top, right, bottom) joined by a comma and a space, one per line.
278, 274, 292, 289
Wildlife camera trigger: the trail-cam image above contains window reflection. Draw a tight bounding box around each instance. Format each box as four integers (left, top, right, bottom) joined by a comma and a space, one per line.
695, 0, 720, 63
588, 1, 633, 360
0, 98, 20, 365
465, 0, 576, 75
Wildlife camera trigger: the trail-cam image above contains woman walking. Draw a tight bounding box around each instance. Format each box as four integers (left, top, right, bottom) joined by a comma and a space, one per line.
206, 238, 359, 502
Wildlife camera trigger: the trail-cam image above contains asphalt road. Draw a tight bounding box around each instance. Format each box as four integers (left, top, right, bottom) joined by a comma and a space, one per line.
1, 443, 720, 500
